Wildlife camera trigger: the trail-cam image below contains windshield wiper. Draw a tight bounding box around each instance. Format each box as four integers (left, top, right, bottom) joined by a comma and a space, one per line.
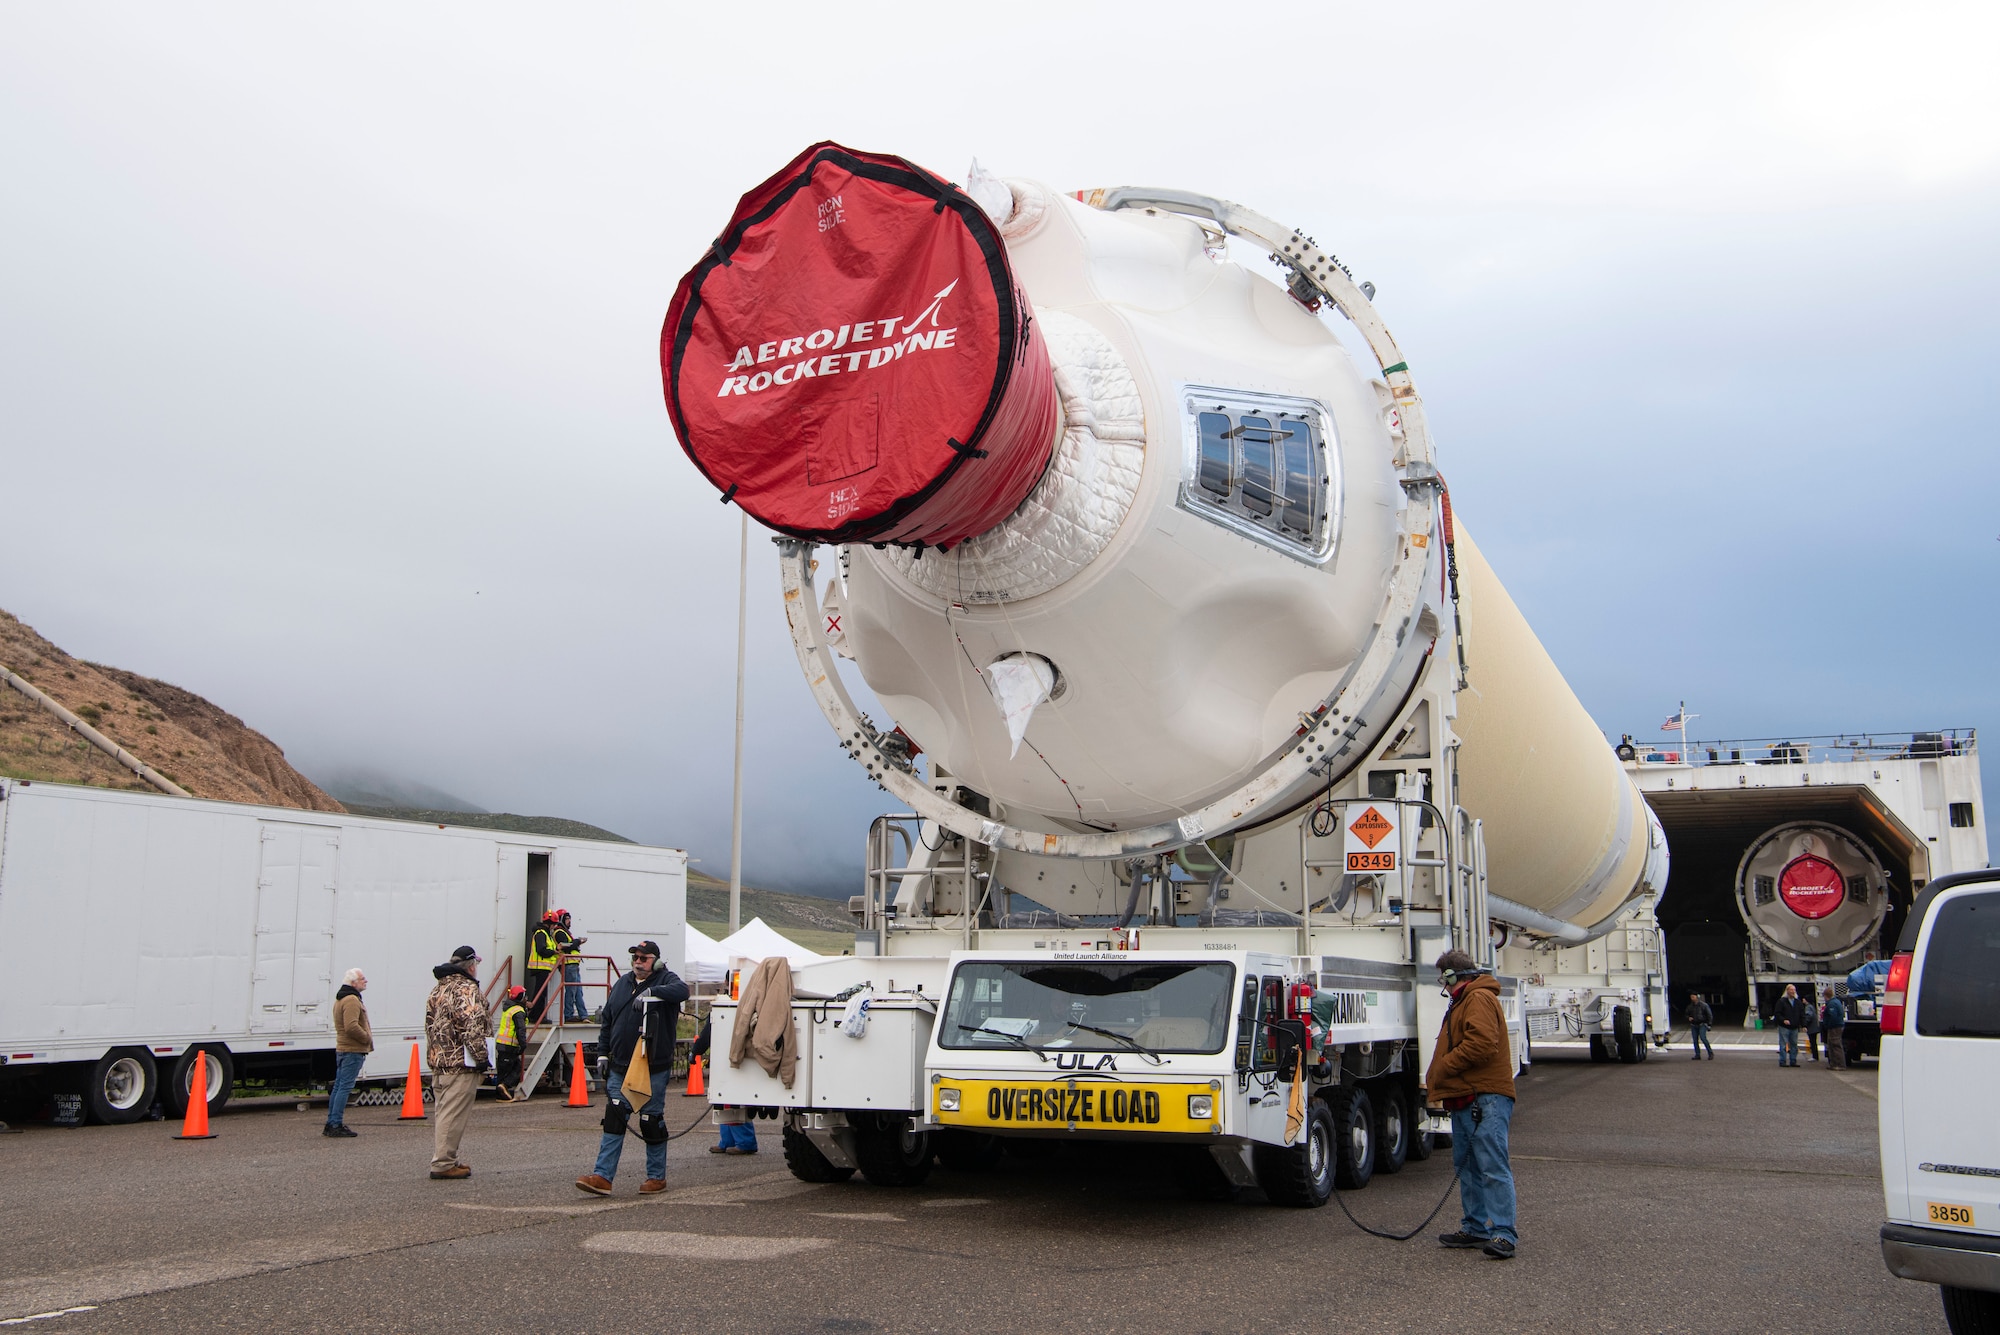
957, 1023, 1049, 1062
1062, 1020, 1165, 1065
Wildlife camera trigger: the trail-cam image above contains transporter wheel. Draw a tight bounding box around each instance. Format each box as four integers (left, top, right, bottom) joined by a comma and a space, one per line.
935, 1129, 1005, 1172
1253, 1098, 1334, 1208
86, 1048, 157, 1125
1634, 1029, 1650, 1063
1589, 1036, 1612, 1063
1370, 1083, 1409, 1176
1328, 1086, 1376, 1190
1174, 1146, 1241, 1202
165, 1046, 233, 1118
1404, 1086, 1435, 1162
852, 1113, 933, 1188
781, 1123, 855, 1183
1941, 1284, 2000, 1335
1613, 1006, 1639, 1063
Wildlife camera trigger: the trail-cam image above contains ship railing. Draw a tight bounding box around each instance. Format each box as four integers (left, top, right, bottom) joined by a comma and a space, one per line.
1618, 728, 1974, 768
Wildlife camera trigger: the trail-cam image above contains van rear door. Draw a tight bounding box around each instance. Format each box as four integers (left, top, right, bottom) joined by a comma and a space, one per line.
1898, 886, 2000, 1234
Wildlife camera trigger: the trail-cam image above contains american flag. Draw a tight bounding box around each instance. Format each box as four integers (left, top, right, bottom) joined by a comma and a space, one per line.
1661, 711, 1685, 731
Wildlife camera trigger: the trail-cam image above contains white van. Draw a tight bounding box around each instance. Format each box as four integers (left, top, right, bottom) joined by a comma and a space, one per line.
1878, 867, 2000, 1333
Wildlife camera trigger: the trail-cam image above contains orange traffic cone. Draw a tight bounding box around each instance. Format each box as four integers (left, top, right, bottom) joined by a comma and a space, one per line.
398, 1043, 427, 1120
566, 1041, 590, 1108
174, 1052, 215, 1141
683, 1055, 705, 1097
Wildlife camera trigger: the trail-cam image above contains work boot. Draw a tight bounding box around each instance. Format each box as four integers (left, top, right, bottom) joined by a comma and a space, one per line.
430, 1164, 471, 1180
639, 1179, 667, 1193
707, 1145, 731, 1155
322, 1124, 357, 1138
1438, 1232, 1486, 1249
575, 1174, 613, 1196
1483, 1237, 1517, 1260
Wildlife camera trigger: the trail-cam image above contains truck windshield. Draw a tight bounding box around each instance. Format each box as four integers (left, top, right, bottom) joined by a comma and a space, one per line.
940, 961, 1236, 1055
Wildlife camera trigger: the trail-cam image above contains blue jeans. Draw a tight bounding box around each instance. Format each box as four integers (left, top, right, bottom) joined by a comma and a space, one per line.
1777, 1028, 1799, 1065
326, 1051, 366, 1128
594, 1062, 670, 1182
1451, 1093, 1517, 1244
719, 1120, 758, 1152
563, 963, 588, 1022
1689, 1024, 1713, 1057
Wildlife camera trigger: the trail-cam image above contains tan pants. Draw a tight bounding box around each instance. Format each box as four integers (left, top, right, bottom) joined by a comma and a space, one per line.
431, 1067, 480, 1171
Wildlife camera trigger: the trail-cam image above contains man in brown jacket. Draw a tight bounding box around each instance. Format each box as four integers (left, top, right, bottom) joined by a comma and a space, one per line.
1423, 948, 1518, 1259
324, 968, 372, 1138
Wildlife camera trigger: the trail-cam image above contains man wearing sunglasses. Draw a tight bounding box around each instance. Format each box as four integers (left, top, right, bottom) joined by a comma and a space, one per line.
576, 941, 688, 1195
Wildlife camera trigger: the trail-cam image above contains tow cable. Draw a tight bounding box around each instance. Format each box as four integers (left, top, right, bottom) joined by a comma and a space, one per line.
1328, 1104, 1477, 1241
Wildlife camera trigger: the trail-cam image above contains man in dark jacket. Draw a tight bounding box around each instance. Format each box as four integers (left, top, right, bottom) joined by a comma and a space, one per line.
576, 941, 688, 1195
1685, 992, 1714, 1061
1773, 985, 1806, 1067
1424, 949, 1518, 1260
1821, 993, 1848, 1070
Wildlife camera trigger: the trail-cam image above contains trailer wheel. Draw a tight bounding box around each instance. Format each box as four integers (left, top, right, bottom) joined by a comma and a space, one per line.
1404, 1087, 1435, 1162
1613, 1006, 1640, 1063
165, 1046, 233, 1118
1329, 1086, 1376, 1189
935, 1129, 1004, 1172
1371, 1083, 1409, 1176
781, 1123, 855, 1183
852, 1113, 932, 1188
1589, 1036, 1612, 1063
1254, 1097, 1334, 1208
86, 1048, 157, 1125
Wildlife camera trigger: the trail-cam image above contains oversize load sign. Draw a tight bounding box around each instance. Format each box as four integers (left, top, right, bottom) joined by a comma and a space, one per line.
1344, 803, 1398, 873
935, 1081, 1211, 1133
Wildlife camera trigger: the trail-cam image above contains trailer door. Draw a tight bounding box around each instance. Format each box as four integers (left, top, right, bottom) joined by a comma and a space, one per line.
252, 823, 340, 1033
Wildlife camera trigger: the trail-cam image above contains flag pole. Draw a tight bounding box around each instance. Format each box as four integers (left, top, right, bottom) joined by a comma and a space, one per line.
729, 512, 747, 935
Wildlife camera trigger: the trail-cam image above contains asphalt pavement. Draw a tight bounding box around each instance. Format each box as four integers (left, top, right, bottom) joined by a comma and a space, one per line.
0, 1046, 1942, 1334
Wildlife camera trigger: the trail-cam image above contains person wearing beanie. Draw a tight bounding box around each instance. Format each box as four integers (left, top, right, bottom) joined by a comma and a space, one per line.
1425, 948, 1519, 1260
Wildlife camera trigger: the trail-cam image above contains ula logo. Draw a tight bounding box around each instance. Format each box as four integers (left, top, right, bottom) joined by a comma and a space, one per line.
715, 281, 961, 398
1054, 1053, 1117, 1071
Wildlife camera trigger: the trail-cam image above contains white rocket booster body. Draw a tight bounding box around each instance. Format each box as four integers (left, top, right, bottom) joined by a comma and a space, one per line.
665, 149, 1664, 934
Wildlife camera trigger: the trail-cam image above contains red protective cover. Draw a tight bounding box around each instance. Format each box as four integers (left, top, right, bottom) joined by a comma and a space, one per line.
662, 143, 1058, 548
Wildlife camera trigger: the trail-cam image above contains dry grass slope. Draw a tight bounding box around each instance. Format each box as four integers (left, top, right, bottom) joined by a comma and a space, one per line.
0, 608, 342, 812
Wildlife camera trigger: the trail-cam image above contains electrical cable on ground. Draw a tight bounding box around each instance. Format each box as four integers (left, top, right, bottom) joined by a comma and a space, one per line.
1330, 1164, 1462, 1241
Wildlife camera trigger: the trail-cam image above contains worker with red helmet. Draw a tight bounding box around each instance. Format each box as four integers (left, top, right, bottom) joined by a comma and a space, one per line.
527, 910, 562, 1023
494, 985, 530, 1100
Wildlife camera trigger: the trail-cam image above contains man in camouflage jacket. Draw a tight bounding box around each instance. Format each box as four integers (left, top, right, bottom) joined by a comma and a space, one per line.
425, 945, 491, 1179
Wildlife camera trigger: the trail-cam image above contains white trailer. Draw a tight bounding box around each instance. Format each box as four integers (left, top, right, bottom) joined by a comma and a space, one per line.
0, 776, 686, 1123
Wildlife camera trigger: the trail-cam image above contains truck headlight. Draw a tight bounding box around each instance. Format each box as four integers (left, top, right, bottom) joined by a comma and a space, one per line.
1188, 1094, 1214, 1120
937, 1087, 961, 1112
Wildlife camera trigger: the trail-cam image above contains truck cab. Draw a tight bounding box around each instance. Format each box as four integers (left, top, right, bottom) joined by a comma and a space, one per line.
1878, 868, 2000, 1332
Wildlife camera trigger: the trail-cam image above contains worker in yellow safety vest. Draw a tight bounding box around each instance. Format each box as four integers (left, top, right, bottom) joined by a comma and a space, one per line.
494, 986, 529, 1099
527, 912, 562, 1023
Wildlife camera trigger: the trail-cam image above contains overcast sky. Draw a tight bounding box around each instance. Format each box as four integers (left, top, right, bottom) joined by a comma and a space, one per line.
2, 4, 1993, 894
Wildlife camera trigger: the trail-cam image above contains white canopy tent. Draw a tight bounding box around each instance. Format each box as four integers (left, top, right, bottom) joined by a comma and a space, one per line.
682, 923, 732, 985
717, 916, 828, 969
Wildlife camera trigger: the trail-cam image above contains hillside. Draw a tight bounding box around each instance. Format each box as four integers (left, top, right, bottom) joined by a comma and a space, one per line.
686, 868, 857, 947
339, 803, 633, 844
0, 609, 342, 811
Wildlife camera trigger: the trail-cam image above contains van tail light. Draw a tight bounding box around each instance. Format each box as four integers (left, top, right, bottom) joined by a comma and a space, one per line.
1879, 952, 1914, 1035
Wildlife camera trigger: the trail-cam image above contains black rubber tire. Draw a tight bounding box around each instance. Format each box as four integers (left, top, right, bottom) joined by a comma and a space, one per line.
86, 1048, 157, 1125
1253, 1097, 1334, 1208
1370, 1082, 1409, 1176
1942, 1284, 2000, 1335
935, 1129, 1004, 1172
1613, 1006, 1639, 1063
1328, 1085, 1376, 1190
1634, 1029, 1650, 1062
781, 1122, 855, 1183
1404, 1083, 1435, 1162
1174, 1145, 1241, 1202
1589, 1036, 1612, 1063
852, 1114, 933, 1188
165, 1046, 233, 1118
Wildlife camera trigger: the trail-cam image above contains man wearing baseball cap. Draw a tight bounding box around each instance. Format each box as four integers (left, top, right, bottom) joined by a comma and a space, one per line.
425, 945, 490, 1180
1424, 948, 1519, 1259
576, 940, 688, 1195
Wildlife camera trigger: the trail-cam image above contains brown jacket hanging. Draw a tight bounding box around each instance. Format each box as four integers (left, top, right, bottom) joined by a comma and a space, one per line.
728, 956, 799, 1089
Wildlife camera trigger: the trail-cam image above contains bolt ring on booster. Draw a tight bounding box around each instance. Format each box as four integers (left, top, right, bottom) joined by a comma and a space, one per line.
774, 190, 1445, 860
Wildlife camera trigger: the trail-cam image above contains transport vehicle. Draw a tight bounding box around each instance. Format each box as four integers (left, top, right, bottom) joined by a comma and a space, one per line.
1878, 867, 2000, 1333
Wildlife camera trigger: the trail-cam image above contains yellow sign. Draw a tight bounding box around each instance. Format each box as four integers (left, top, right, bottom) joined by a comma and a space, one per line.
1928, 1201, 1978, 1229
935, 1080, 1213, 1133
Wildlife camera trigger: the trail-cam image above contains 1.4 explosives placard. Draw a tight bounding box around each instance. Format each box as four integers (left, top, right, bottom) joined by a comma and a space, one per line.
1344, 803, 1399, 874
